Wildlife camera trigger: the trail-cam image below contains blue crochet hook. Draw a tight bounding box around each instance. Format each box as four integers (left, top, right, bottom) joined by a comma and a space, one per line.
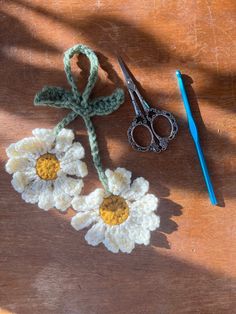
176, 70, 218, 205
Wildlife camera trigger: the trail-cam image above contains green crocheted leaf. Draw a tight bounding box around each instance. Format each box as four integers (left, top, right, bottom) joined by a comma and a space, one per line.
90, 88, 124, 116
34, 86, 74, 109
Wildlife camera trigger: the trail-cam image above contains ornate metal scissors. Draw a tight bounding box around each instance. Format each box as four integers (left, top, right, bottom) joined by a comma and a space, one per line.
118, 57, 178, 152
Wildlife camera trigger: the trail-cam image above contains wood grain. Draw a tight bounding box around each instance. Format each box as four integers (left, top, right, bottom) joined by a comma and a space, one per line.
0, 0, 235, 313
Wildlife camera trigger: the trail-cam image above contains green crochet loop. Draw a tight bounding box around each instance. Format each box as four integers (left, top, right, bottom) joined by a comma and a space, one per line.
34, 44, 124, 191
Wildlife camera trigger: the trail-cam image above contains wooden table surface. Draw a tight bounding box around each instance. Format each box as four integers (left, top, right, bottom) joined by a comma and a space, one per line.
0, 1, 235, 313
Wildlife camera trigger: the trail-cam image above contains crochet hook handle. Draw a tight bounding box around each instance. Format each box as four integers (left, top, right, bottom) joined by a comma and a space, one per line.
176, 70, 218, 205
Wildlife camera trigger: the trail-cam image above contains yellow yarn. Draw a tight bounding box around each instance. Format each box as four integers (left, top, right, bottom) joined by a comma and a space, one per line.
36, 153, 60, 180
99, 195, 129, 225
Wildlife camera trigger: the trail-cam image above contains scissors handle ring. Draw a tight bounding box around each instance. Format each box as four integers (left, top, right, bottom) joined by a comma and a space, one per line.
127, 115, 163, 153
147, 108, 178, 141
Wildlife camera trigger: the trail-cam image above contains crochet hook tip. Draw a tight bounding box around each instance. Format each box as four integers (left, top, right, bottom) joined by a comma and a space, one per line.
176, 70, 181, 77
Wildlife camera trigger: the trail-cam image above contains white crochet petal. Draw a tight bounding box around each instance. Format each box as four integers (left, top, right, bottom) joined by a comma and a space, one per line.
105, 167, 132, 195
38, 182, 55, 211
61, 176, 84, 197
6, 143, 21, 158
54, 192, 72, 212
103, 228, 120, 253
55, 128, 74, 152
114, 227, 135, 253
131, 194, 158, 214
53, 177, 72, 211
11, 171, 33, 193
130, 226, 151, 246
5, 157, 34, 174
60, 142, 85, 163
85, 188, 105, 208
24, 168, 37, 179
122, 177, 149, 201
141, 213, 160, 231
15, 137, 47, 158
72, 188, 104, 212
32, 128, 55, 148
21, 179, 45, 204
72, 196, 89, 212
85, 221, 106, 246
60, 159, 88, 178
71, 211, 97, 231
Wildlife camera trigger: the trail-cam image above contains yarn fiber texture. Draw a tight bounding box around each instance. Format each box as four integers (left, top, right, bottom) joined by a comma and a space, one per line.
34, 44, 124, 190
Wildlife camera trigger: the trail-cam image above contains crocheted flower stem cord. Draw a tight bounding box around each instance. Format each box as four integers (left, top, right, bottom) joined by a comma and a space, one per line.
34, 44, 124, 191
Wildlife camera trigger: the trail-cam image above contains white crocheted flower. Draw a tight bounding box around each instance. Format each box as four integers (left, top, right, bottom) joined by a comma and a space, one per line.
71, 167, 160, 253
5, 128, 88, 211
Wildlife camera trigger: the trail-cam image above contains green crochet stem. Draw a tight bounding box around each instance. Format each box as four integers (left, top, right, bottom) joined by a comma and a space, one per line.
34, 44, 124, 191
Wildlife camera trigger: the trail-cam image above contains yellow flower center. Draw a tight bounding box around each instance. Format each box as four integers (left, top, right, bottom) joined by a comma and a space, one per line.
36, 153, 60, 180
99, 195, 129, 226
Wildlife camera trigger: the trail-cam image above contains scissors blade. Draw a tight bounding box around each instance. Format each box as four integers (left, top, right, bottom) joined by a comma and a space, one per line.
117, 56, 137, 92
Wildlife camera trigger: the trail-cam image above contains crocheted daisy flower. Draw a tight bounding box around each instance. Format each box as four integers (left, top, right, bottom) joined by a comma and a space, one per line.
5, 128, 88, 211
71, 167, 160, 253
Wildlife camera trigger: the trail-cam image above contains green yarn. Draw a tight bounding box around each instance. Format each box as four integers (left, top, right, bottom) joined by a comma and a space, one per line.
34, 44, 124, 191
